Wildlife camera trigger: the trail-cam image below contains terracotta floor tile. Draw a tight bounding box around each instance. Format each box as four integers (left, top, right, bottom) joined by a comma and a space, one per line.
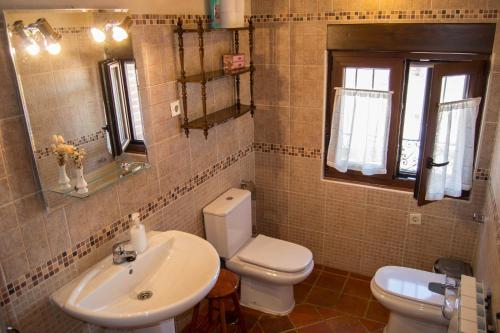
305, 286, 339, 308
342, 278, 372, 299
315, 272, 346, 292
303, 267, 321, 285
360, 318, 386, 332
325, 315, 367, 333
258, 314, 294, 333
315, 306, 343, 320
349, 272, 372, 281
294, 283, 312, 304
333, 294, 369, 317
297, 322, 333, 333
323, 267, 349, 276
288, 304, 323, 327
366, 301, 390, 323
242, 306, 262, 329
249, 324, 264, 333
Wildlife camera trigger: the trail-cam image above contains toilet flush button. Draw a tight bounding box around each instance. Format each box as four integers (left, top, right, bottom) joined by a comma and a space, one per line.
226, 196, 234, 200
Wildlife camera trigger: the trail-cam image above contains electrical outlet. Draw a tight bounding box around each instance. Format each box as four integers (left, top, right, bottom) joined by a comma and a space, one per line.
409, 213, 422, 225
170, 100, 182, 117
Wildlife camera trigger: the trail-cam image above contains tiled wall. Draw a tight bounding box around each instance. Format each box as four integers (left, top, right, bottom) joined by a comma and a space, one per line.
0, 15, 255, 333
251, 0, 499, 278
476, 21, 500, 317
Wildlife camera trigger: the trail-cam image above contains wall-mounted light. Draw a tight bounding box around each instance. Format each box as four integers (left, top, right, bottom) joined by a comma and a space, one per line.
13, 20, 40, 56
90, 27, 106, 43
34, 18, 62, 55
112, 16, 132, 42
91, 16, 132, 43
12, 18, 62, 56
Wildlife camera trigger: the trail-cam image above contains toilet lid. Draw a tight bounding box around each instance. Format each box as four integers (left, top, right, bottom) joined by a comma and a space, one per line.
374, 266, 446, 306
237, 235, 313, 273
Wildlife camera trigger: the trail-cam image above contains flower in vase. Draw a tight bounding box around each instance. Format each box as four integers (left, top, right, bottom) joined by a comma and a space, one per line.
71, 147, 86, 169
51, 135, 76, 166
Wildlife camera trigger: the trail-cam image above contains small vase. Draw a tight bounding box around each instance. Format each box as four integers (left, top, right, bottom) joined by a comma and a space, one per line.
58, 164, 71, 191
75, 167, 88, 194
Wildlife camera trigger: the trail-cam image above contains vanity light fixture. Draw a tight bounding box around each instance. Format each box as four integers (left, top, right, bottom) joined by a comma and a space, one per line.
91, 16, 132, 43
12, 18, 62, 56
34, 18, 62, 55
13, 20, 40, 56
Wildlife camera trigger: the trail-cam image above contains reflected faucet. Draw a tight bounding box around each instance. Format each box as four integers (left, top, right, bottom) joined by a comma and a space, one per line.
112, 241, 137, 264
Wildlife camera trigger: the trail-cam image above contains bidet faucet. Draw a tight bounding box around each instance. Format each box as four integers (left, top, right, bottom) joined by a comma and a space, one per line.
112, 241, 137, 264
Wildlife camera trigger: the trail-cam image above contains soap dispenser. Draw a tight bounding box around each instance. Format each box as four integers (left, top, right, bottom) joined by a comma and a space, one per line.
130, 212, 148, 254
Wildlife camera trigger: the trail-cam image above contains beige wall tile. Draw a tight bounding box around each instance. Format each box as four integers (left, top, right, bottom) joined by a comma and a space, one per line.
289, 191, 326, 232
290, 157, 325, 196
359, 243, 403, 276
256, 187, 289, 225
325, 199, 366, 239
325, 181, 367, 203
64, 199, 91, 246
405, 215, 453, 256
365, 206, 408, 248
45, 209, 71, 257
255, 152, 290, 190
254, 106, 290, 145
323, 234, 362, 273
287, 226, 325, 263
451, 219, 479, 262
290, 22, 326, 66
366, 188, 410, 211
290, 65, 323, 108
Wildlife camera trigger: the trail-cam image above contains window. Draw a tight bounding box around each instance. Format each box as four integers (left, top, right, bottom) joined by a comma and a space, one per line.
100, 59, 146, 157
324, 52, 488, 205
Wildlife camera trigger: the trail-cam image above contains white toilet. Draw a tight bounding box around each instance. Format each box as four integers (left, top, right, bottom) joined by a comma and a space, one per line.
371, 266, 450, 333
203, 188, 314, 315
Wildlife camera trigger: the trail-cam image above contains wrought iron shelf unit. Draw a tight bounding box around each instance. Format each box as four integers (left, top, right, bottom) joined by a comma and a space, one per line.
175, 18, 255, 138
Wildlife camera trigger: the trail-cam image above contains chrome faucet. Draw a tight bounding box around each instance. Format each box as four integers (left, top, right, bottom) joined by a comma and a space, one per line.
112, 241, 137, 264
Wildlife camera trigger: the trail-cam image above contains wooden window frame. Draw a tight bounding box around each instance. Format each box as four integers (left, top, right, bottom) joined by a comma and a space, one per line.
324, 51, 490, 192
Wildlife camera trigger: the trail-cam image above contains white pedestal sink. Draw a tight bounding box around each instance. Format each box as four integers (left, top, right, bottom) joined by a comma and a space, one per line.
51, 231, 221, 333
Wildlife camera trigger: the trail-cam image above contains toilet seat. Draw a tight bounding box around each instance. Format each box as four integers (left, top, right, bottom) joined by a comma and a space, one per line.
226, 236, 314, 285
237, 235, 313, 273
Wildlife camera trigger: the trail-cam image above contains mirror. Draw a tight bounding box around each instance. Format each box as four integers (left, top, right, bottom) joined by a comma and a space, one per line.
3, 9, 149, 208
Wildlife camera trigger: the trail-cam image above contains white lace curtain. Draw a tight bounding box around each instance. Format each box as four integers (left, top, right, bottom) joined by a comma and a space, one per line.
326, 88, 392, 175
425, 98, 481, 200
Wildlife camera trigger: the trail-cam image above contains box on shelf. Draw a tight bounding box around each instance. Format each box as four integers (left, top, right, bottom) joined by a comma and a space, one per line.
223, 54, 246, 71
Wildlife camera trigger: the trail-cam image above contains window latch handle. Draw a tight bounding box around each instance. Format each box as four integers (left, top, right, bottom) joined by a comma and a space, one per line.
426, 157, 449, 169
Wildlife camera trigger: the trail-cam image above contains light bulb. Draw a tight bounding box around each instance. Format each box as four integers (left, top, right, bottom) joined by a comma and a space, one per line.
46, 42, 61, 55
26, 42, 40, 56
112, 26, 128, 42
91, 27, 106, 43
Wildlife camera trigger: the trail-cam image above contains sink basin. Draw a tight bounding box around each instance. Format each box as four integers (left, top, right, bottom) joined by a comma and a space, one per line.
51, 230, 220, 331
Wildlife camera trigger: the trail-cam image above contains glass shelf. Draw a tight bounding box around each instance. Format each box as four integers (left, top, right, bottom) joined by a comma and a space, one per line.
182, 104, 253, 130
50, 161, 150, 198
175, 26, 250, 33
178, 67, 251, 83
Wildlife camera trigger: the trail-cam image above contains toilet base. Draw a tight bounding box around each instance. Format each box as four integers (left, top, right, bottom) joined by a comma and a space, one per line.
385, 312, 448, 333
239, 276, 295, 315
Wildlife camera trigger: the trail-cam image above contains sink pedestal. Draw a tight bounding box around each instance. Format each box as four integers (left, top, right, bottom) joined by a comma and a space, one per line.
134, 319, 175, 333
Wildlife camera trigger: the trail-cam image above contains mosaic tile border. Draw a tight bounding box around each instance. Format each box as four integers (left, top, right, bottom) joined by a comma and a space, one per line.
253, 142, 322, 159
254, 142, 490, 181
131, 14, 211, 26
0, 143, 254, 308
475, 168, 490, 181
252, 9, 498, 23
34, 129, 106, 160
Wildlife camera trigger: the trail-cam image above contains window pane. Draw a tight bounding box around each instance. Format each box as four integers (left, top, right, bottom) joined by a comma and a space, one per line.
440, 74, 468, 103
399, 65, 430, 175
344, 68, 357, 88
373, 69, 390, 91
343, 67, 390, 91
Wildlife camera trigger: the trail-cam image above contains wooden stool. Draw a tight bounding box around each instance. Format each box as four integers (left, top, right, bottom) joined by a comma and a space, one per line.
190, 269, 247, 333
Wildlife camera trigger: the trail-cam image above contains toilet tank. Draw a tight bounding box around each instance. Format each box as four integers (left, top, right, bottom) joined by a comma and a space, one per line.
203, 188, 252, 259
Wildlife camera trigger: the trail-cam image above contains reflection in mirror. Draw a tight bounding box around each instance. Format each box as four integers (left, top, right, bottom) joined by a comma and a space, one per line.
4, 9, 149, 208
